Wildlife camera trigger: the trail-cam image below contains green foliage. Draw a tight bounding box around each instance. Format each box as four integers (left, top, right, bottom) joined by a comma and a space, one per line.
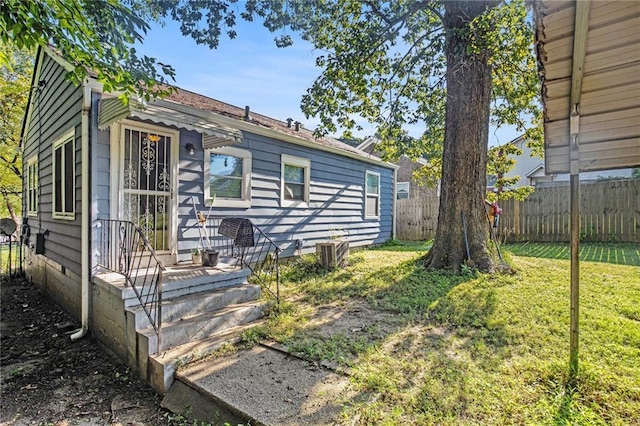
486, 142, 535, 202
0, 41, 32, 218
1, 0, 175, 100
153, 1, 541, 174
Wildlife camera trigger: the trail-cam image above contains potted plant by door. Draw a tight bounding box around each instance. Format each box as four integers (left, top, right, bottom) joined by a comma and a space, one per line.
191, 248, 202, 265
202, 248, 219, 267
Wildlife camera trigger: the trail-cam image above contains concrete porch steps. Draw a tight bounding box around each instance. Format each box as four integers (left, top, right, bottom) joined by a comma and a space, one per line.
140, 293, 267, 392
94, 260, 252, 309
127, 283, 261, 328
139, 300, 265, 353
92, 261, 267, 395
140, 266, 266, 394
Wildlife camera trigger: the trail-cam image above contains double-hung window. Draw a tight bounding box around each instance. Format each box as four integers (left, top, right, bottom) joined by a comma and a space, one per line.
52, 129, 75, 219
281, 154, 310, 207
26, 156, 38, 216
205, 146, 252, 208
396, 182, 410, 199
365, 171, 380, 218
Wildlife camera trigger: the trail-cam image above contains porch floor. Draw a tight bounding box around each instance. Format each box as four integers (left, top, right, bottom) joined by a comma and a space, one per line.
163, 257, 243, 282
94, 256, 243, 286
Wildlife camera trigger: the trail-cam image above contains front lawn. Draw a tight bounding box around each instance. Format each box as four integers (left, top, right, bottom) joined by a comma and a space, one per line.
249, 241, 640, 425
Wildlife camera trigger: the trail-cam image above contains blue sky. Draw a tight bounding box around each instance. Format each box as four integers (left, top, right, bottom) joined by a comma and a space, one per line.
140, 18, 521, 145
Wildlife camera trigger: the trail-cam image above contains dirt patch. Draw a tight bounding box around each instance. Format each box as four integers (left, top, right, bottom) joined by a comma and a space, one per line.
0, 276, 179, 425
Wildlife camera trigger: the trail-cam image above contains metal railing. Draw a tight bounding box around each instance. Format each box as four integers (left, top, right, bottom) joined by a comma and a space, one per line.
97, 219, 165, 351
203, 217, 281, 303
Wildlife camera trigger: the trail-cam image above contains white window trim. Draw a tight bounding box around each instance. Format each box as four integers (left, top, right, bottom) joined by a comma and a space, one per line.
365, 170, 381, 219
205, 145, 252, 208
26, 156, 38, 217
281, 154, 310, 208
396, 181, 410, 199
52, 129, 76, 220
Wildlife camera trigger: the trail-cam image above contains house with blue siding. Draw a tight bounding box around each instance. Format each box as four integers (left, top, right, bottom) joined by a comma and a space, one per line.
21, 47, 396, 395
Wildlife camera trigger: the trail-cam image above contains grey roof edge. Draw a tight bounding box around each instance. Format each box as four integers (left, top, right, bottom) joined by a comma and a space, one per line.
151, 95, 399, 170
358, 136, 428, 166
526, 163, 545, 178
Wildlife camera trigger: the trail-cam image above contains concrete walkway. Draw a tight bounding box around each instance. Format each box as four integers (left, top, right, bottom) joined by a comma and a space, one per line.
161, 344, 354, 425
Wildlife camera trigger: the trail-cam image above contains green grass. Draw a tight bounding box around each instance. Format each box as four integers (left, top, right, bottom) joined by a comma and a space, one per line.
506, 241, 640, 266
250, 241, 640, 425
0, 243, 21, 275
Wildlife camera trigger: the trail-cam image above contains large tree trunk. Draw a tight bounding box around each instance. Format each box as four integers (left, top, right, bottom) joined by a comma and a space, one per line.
424, 1, 497, 272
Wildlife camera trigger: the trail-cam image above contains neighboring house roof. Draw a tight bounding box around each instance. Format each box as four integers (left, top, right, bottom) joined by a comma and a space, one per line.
526, 164, 545, 178
356, 136, 428, 166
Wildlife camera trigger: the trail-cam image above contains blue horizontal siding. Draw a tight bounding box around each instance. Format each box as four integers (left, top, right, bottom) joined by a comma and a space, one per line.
177, 129, 394, 260
22, 51, 83, 275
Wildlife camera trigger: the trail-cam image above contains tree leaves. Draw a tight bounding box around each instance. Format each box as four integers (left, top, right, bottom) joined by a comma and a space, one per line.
0, 41, 32, 218
1, 0, 176, 100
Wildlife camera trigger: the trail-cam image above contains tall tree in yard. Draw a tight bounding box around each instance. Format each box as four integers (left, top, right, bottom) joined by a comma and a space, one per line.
156, 0, 541, 271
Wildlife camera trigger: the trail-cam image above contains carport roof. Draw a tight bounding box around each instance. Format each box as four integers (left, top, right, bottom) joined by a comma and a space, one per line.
534, 0, 640, 174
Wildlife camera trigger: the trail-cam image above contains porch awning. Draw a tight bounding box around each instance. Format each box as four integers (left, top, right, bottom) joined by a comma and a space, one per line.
98, 97, 243, 148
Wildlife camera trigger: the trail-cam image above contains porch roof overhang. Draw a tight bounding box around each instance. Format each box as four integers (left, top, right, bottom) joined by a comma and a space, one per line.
535, 0, 640, 174
98, 97, 243, 148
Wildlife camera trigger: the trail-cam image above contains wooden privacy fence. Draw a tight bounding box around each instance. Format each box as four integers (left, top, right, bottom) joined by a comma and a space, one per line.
396, 195, 440, 241
395, 180, 639, 243
499, 179, 640, 243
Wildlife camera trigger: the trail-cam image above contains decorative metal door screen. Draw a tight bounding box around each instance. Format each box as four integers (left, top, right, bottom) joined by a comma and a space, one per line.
121, 127, 172, 252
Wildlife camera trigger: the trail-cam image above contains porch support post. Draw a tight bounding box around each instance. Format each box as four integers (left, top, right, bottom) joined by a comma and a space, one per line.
568, 0, 590, 379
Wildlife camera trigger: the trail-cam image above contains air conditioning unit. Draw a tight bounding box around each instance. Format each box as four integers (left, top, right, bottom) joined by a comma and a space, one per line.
316, 240, 349, 269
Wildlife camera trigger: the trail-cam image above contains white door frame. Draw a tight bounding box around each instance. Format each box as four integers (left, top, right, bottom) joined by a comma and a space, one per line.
109, 119, 180, 259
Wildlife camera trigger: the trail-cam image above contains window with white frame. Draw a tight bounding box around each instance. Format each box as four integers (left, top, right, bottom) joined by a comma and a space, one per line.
53, 129, 75, 219
365, 171, 380, 218
396, 181, 409, 199
281, 154, 310, 207
26, 156, 38, 216
205, 146, 252, 208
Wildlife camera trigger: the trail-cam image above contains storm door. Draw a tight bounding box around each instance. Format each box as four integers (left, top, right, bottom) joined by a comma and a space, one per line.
120, 126, 174, 253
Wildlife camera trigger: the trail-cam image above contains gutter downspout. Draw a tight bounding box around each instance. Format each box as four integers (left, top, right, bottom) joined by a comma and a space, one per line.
71, 80, 91, 340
